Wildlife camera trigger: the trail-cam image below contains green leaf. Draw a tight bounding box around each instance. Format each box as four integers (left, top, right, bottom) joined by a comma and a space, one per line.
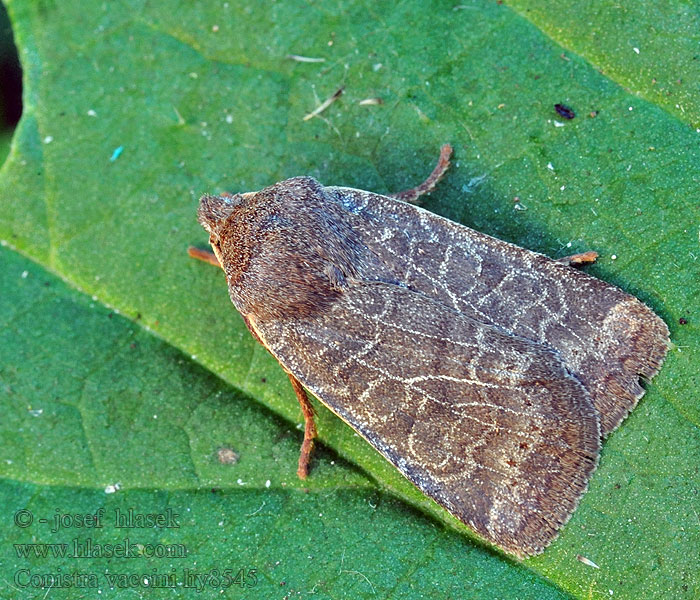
0, 1, 697, 598
0, 131, 9, 166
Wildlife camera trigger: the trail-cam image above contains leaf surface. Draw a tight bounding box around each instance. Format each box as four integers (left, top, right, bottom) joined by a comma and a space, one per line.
0, 1, 697, 598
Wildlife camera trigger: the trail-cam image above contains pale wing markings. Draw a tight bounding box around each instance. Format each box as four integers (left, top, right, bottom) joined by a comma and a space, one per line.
351, 325, 522, 390
472, 270, 539, 339
281, 291, 577, 447
381, 238, 505, 327
349, 352, 545, 444
329, 287, 393, 378
413, 261, 463, 312
342, 334, 585, 456
521, 272, 588, 349
451, 237, 593, 351
438, 243, 454, 279
360, 309, 536, 380
374, 201, 595, 353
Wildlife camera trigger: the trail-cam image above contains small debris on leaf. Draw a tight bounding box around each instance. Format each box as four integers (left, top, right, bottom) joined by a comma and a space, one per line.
555, 104, 575, 119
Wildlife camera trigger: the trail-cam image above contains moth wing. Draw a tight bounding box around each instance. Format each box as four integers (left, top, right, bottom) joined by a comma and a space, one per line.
326, 187, 669, 436
252, 282, 600, 557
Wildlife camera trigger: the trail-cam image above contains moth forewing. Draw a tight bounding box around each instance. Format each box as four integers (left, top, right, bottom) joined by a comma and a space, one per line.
252, 281, 601, 557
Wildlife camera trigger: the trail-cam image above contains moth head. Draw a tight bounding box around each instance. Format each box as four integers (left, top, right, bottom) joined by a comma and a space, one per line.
197, 193, 245, 237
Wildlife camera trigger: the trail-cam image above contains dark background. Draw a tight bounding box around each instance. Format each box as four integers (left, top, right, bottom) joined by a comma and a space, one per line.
0, 2, 21, 155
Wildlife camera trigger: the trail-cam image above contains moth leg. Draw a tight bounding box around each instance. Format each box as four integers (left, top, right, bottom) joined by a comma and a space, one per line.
287, 373, 317, 479
556, 251, 598, 267
390, 143, 452, 205
240, 318, 317, 477
187, 246, 221, 267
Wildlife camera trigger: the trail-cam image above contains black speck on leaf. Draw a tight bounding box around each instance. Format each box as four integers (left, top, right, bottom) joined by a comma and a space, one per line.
555, 103, 575, 119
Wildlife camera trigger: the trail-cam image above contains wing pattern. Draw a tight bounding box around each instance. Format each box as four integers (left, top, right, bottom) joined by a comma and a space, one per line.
256, 283, 600, 557
327, 187, 669, 435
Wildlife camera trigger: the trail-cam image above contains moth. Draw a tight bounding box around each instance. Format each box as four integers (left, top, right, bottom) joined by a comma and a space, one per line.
190, 145, 668, 557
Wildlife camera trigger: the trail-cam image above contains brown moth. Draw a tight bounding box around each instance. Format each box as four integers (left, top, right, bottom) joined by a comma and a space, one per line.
191, 145, 668, 557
